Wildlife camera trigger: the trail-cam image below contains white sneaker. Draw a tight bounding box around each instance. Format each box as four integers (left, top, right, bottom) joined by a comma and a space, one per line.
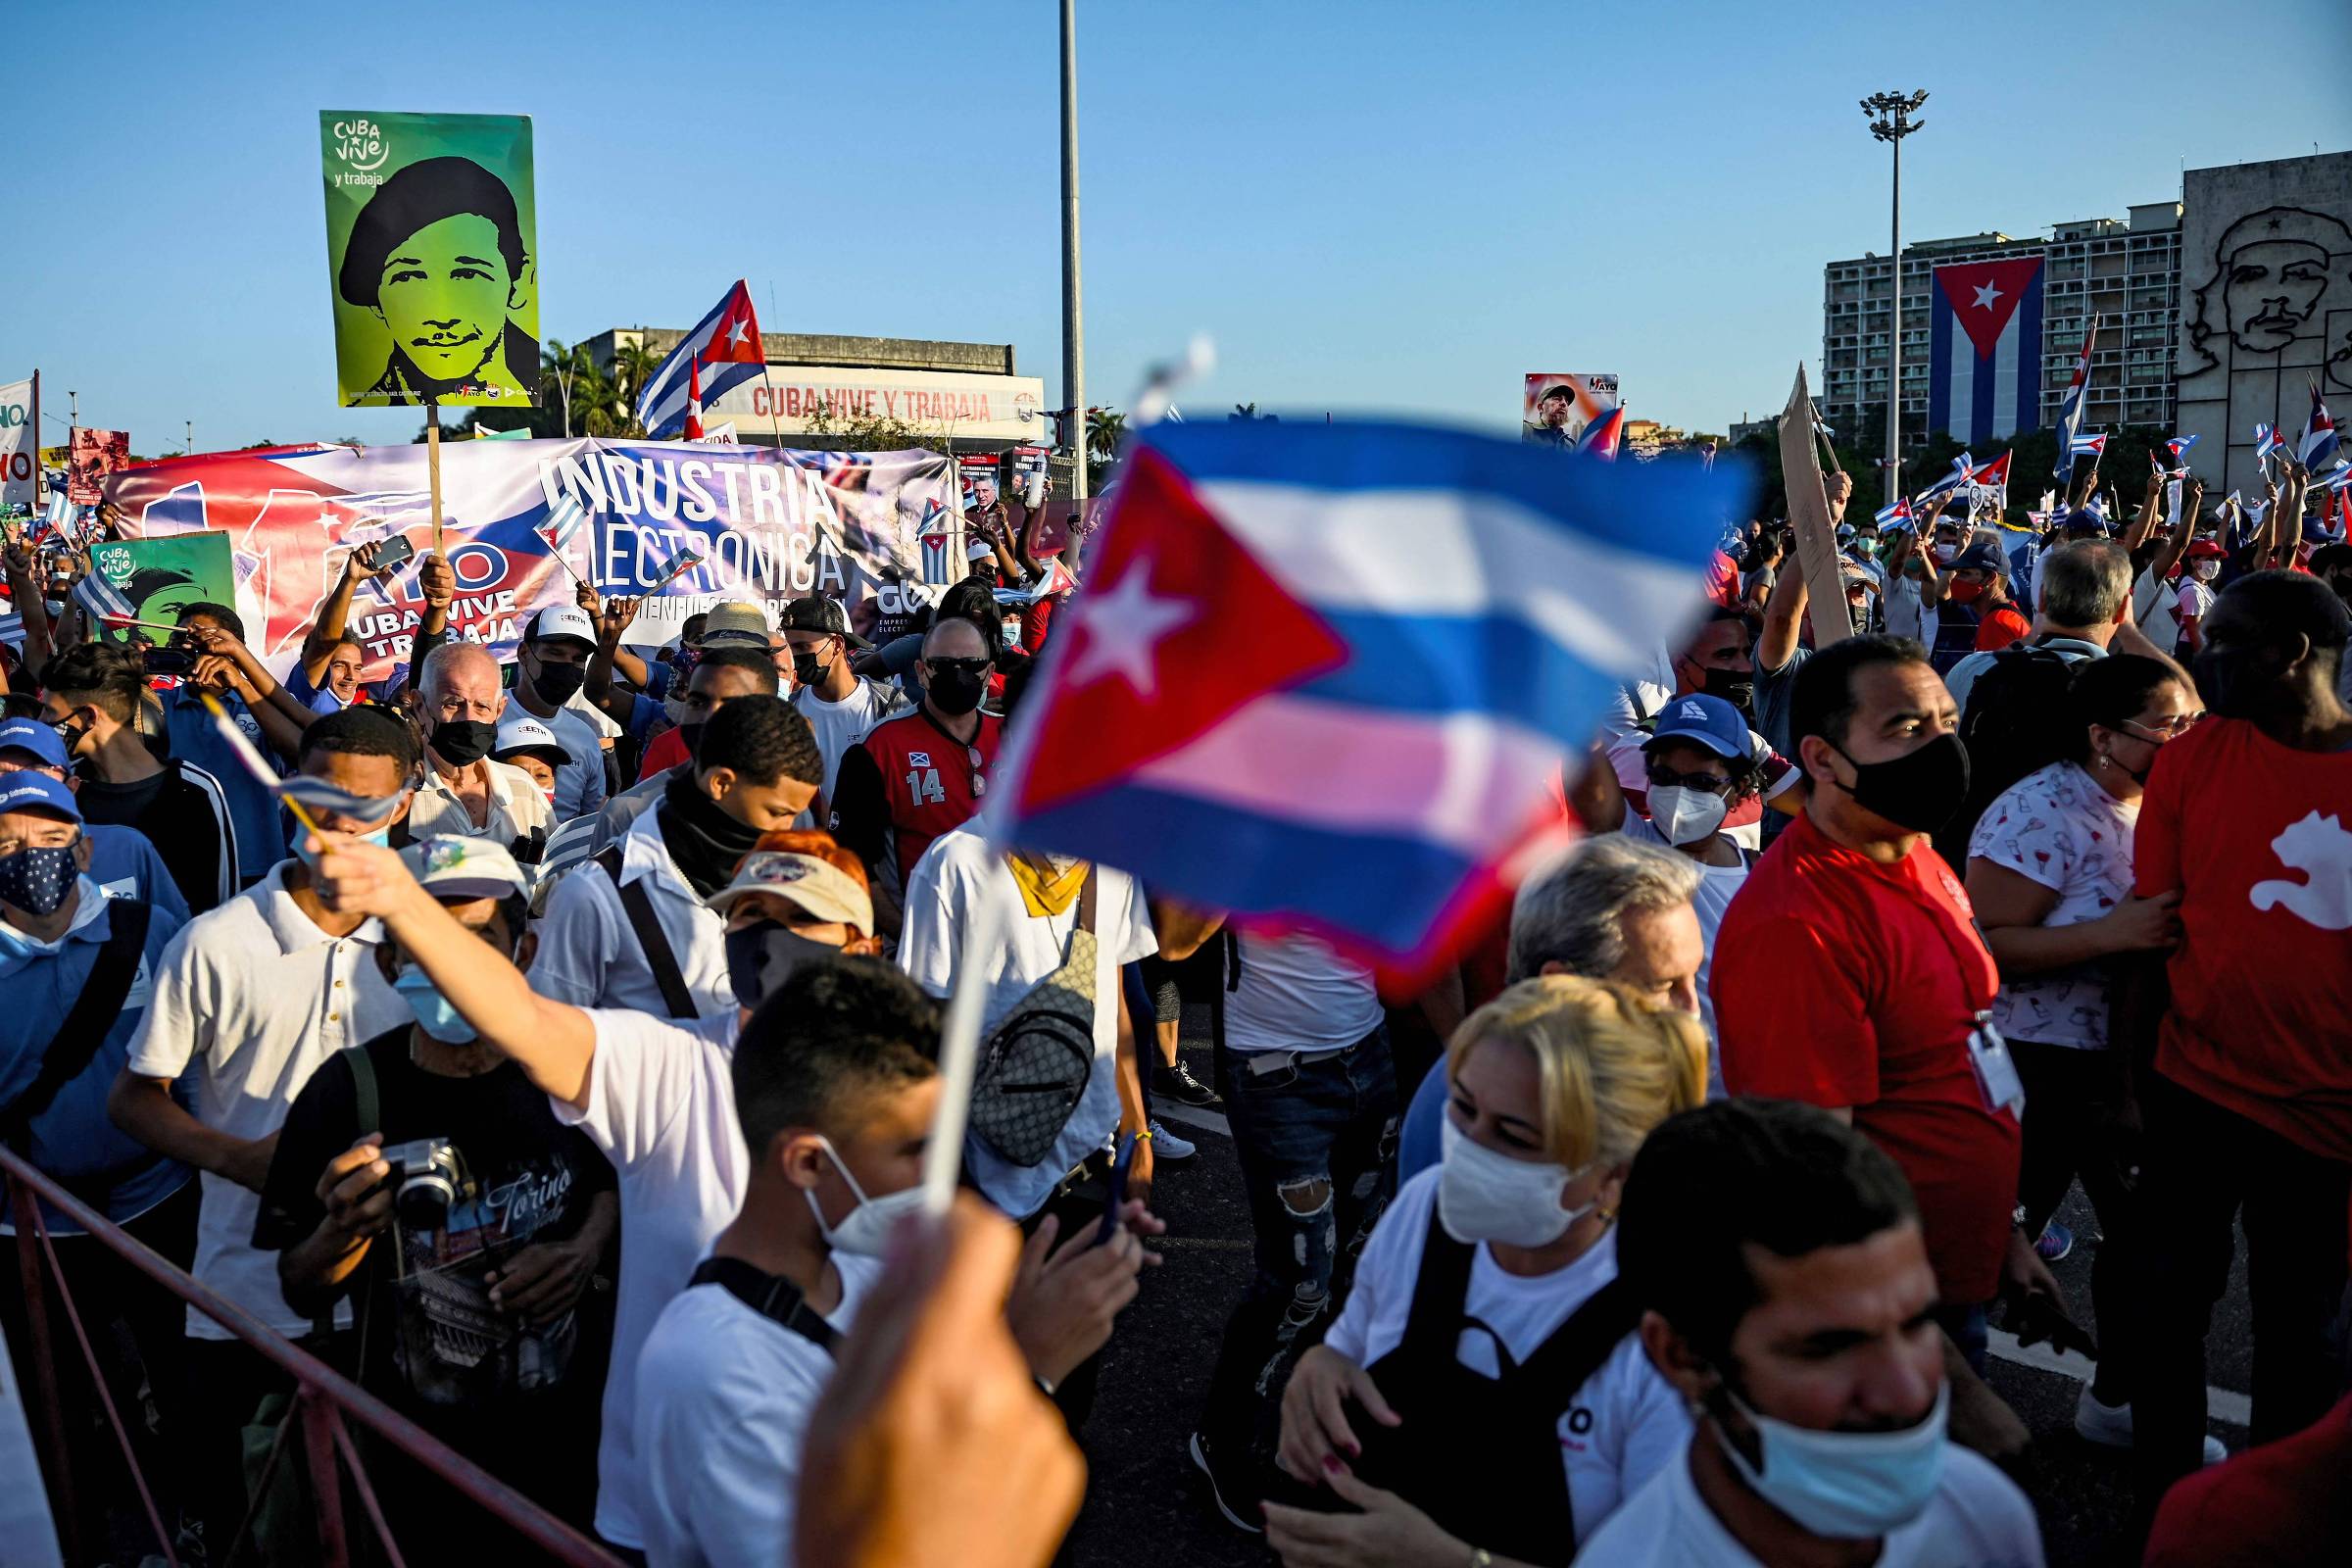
1149, 1120, 1197, 1163
2074, 1387, 2229, 1464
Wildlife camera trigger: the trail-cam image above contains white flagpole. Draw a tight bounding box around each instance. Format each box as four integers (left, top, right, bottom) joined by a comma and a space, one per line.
917, 830, 1012, 1214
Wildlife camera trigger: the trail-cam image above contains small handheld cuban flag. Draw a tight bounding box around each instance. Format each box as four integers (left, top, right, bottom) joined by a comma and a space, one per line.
651, 545, 705, 592
71, 571, 139, 629
536, 492, 586, 553
2161, 433, 2198, 475
1874, 496, 1914, 532
2297, 382, 2339, 469
2253, 421, 2284, 473
2068, 431, 2108, 462
2321, 460, 2352, 494
197, 692, 405, 830
1916, 452, 1975, 504
31, 489, 72, 543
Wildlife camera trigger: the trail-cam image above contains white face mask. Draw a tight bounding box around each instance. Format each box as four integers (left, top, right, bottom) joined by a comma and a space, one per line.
1931, 542, 1959, 564
2189, 559, 2220, 582
1437, 1117, 1593, 1249
805, 1137, 927, 1257
1715, 1381, 1950, 1539
662, 696, 689, 727
1649, 784, 1731, 846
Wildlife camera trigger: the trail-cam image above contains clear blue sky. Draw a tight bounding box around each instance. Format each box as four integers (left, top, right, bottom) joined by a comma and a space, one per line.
16, 0, 2348, 454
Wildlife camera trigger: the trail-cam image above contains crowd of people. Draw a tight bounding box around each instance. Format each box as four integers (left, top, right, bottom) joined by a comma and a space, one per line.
0, 447, 2347, 1568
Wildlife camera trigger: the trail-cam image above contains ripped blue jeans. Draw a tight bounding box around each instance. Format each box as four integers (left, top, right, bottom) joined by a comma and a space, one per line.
1200, 1026, 1399, 1452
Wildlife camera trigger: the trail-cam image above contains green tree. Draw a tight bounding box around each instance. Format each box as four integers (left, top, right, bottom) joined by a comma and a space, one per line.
539, 338, 600, 438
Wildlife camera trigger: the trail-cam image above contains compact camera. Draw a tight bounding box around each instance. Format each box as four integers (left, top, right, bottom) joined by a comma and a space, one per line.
377, 1138, 466, 1232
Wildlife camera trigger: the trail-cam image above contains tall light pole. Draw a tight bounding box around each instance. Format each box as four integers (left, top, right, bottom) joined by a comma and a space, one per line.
1862, 90, 1927, 509
1059, 0, 1087, 501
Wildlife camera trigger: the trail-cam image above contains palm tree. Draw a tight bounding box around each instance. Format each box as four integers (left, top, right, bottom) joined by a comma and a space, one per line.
540, 339, 598, 437
1086, 407, 1126, 463
1229, 402, 1257, 421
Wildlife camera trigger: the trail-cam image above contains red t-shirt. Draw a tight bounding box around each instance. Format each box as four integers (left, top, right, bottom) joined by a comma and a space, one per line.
1973, 603, 2031, 652
2134, 715, 2352, 1160
1703, 550, 1740, 610
854, 709, 1003, 886
2144, 1392, 2352, 1567
1713, 810, 2019, 1302
636, 723, 687, 783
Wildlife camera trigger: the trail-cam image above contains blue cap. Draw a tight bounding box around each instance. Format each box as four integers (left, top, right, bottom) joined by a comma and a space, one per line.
1646, 693, 1748, 760
0, 717, 68, 771
0, 770, 81, 823
1953, 542, 2008, 576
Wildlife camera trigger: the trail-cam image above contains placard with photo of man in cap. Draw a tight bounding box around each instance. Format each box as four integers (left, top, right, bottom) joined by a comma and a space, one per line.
319, 111, 539, 408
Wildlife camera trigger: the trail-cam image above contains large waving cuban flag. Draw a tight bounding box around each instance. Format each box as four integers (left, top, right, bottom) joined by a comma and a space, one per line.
636, 281, 765, 439
995, 420, 1749, 977
1928, 256, 2045, 447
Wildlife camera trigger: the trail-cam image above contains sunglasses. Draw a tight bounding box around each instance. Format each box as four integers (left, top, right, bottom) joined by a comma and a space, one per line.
2121, 711, 2204, 741
925, 657, 993, 679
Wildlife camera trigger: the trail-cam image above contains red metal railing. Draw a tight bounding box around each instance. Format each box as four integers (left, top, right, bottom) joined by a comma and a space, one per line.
3, 1147, 618, 1568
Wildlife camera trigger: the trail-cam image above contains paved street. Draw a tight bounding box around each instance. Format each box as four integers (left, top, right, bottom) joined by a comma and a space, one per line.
1068, 1039, 2260, 1568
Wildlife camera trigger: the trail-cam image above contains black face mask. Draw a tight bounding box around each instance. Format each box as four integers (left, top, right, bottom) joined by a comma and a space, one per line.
676, 720, 706, 763
926, 665, 988, 717
724, 921, 844, 1011
530, 659, 587, 706
791, 649, 827, 690
431, 718, 498, 767
1828, 732, 1971, 834
658, 765, 767, 899
1700, 664, 1755, 716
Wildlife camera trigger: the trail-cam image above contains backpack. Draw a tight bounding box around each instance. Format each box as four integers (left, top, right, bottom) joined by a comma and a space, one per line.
1936, 640, 2084, 866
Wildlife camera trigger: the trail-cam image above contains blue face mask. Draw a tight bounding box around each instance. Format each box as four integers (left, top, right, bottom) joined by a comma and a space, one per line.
292, 824, 394, 868
1715, 1382, 1949, 1539
392, 964, 476, 1045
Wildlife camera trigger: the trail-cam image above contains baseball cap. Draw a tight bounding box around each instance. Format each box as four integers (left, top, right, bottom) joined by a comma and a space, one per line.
706, 850, 875, 937
526, 605, 598, 650
401, 836, 530, 902
492, 711, 572, 766
1952, 542, 2008, 577
777, 596, 872, 651
0, 716, 69, 771
696, 601, 776, 650
1645, 694, 1747, 761
0, 771, 81, 823
2185, 537, 2229, 561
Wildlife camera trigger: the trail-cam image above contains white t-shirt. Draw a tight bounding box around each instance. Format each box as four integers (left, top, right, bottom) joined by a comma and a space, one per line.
408, 758, 553, 847
123, 862, 407, 1339
532, 808, 735, 1021
793, 677, 906, 811
505, 694, 608, 823
1884, 574, 1937, 645
2132, 566, 2187, 657
1620, 810, 1745, 1091
1221, 931, 1386, 1054
635, 1254, 882, 1568
1576, 1434, 2044, 1567
899, 826, 1157, 1219
552, 1007, 750, 1548
1322, 1168, 1690, 1542
1967, 760, 2138, 1050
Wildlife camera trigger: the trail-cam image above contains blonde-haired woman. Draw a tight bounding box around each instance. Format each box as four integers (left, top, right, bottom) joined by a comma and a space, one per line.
1264, 976, 1706, 1568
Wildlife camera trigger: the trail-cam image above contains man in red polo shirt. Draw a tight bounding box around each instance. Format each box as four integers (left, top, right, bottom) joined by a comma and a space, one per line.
831, 612, 1001, 940
1711, 635, 2070, 1446
2125, 569, 2352, 1528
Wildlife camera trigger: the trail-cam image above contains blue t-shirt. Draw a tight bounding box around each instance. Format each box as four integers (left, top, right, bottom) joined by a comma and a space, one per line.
167, 690, 288, 882
85, 825, 193, 928
0, 886, 195, 1234
282, 663, 352, 716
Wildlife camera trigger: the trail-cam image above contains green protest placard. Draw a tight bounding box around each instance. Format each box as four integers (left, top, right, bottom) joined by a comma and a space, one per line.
89, 531, 238, 644
319, 112, 539, 410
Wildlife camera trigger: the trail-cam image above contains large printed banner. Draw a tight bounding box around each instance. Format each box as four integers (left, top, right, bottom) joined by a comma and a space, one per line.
319, 111, 539, 409
0, 378, 33, 510
106, 438, 963, 684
